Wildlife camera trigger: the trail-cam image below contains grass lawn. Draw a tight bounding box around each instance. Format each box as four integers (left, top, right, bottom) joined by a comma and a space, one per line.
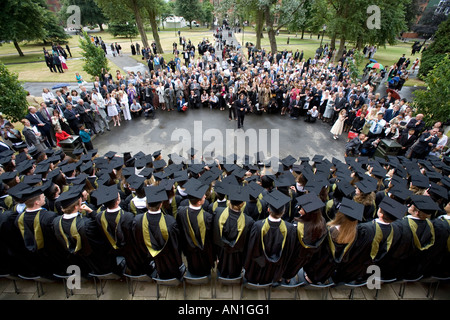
0, 26, 426, 85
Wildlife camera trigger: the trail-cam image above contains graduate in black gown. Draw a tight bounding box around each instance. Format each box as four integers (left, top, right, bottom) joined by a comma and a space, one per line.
92, 184, 143, 276
283, 192, 328, 282
244, 189, 296, 285
133, 185, 186, 279
387, 195, 440, 280
53, 185, 117, 276
423, 200, 450, 278
176, 178, 215, 277
299, 198, 371, 284
213, 185, 254, 278
12, 184, 67, 277
333, 196, 406, 284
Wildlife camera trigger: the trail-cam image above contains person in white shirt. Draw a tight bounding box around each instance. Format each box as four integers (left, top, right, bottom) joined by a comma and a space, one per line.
428, 128, 448, 157
42, 88, 55, 106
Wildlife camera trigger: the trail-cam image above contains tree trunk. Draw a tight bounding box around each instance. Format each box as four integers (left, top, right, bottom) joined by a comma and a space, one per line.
301, 28, 305, 39
131, 1, 149, 48
337, 35, 346, 59
13, 41, 24, 57
264, 5, 277, 54
98, 23, 104, 32
255, 9, 264, 50
146, 8, 164, 54
330, 32, 336, 51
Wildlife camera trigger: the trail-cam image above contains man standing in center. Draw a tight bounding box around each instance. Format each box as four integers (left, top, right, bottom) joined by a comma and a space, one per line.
235, 93, 249, 129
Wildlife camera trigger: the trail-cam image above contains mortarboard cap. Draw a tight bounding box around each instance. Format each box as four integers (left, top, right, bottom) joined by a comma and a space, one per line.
152, 150, 162, 159
159, 179, 175, 192
296, 192, 325, 213
16, 160, 35, 174
183, 178, 209, 199
93, 185, 120, 205
22, 174, 42, 185
410, 194, 439, 216
355, 177, 377, 194
104, 151, 117, 159
72, 148, 84, 156
60, 163, 78, 174
389, 185, 413, 203
379, 196, 406, 219
247, 181, 264, 198
18, 185, 45, 201
213, 181, 228, 196
275, 172, 296, 188
138, 167, 153, 179
338, 198, 364, 221
281, 155, 297, 168
153, 159, 166, 170
127, 175, 146, 190
264, 189, 291, 213
227, 185, 249, 202
335, 180, 355, 198
56, 187, 83, 208
80, 161, 93, 173
34, 162, 50, 175
173, 170, 189, 182
145, 185, 168, 204
0, 171, 17, 183
410, 174, 430, 189
428, 182, 448, 200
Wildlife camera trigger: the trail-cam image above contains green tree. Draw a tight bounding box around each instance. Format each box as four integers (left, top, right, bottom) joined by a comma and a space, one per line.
413, 54, 450, 126
79, 30, 109, 79
0, 63, 28, 123
418, 17, 450, 79
0, 0, 48, 56
59, 0, 108, 31
175, 0, 203, 29
108, 22, 139, 39
95, 0, 149, 48
43, 10, 71, 44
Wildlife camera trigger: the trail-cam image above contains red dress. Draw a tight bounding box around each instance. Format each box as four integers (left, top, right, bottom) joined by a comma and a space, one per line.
55, 130, 71, 147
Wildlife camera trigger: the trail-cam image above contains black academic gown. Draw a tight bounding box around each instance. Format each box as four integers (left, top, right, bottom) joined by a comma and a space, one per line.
14, 208, 67, 277
0, 209, 23, 274
303, 225, 371, 284
385, 215, 436, 280
133, 211, 184, 279
213, 207, 254, 278
283, 219, 328, 280
53, 212, 117, 275
332, 220, 401, 283
243, 198, 268, 221
95, 208, 142, 275
176, 205, 215, 276
422, 215, 450, 278
243, 217, 296, 284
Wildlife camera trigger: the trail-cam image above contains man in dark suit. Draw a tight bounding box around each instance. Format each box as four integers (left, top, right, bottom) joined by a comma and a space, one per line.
53, 54, 63, 73
45, 53, 56, 73
225, 87, 237, 121
384, 104, 400, 123
331, 92, 347, 124
63, 103, 80, 135
345, 133, 366, 157
25, 106, 55, 148
235, 93, 249, 129
397, 128, 417, 155
75, 99, 96, 133
406, 114, 425, 136
410, 127, 439, 159
289, 95, 302, 120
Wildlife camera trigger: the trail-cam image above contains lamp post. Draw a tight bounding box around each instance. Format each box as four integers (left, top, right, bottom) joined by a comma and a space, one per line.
320, 25, 327, 47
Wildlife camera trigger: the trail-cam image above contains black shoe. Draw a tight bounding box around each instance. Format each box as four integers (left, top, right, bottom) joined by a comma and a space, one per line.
106, 128, 111, 131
